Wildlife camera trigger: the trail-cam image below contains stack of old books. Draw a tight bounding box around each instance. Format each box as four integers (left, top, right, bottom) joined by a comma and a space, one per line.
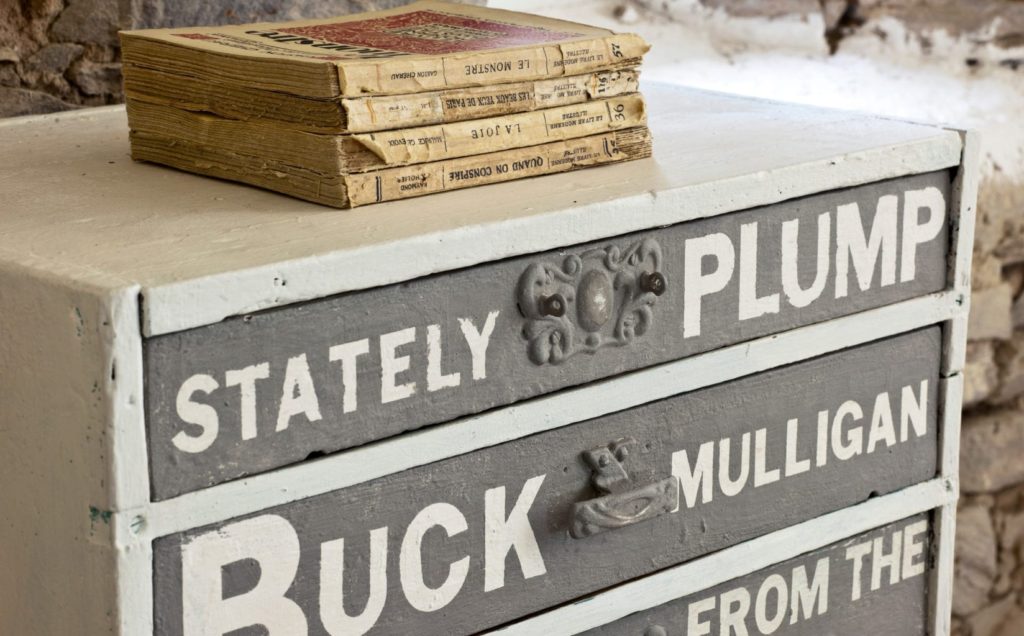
119, 1, 652, 208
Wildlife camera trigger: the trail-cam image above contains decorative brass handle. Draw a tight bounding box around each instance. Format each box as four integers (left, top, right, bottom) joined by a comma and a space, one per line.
570, 438, 679, 539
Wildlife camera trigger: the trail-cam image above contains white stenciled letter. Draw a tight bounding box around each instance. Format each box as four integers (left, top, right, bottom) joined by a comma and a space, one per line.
400, 503, 470, 612
781, 213, 831, 308
790, 558, 829, 624
738, 222, 780, 320
673, 442, 715, 509
484, 475, 547, 592
174, 374, 220, 453
718, 433, 751, 497
380, 327, 417, 404
329, 339, 369, 414
835, 196, 898, 298
785, 418, 811, 477
225, 363, 269, 441
754, 428, 781, 487
720, 587, 752, 636
902, 520, 928, 579
901, 187, 946, 283
866, 391, 897, 454
427, 325, 461, 391
320, 527, 388, 636
755, 574, 788, 634
901, 380, 929, 442
832, 400, 864, 461
459, 310, 500, 380
277, 353, 322, 431
683, 233, 736, 338
872, 533, 903, 591
181, 515, 307, 636
845, 540, 873, 601
687, 596, 716, 636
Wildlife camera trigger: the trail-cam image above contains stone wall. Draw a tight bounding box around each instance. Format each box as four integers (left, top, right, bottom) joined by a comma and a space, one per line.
0, 0, 450, 117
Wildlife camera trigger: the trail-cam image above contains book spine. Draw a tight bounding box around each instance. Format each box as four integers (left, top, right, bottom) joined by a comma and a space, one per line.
336, 33, 649, 97
351, 93, 646, 166
343, 127, 652, 207
344, 68, 639, 133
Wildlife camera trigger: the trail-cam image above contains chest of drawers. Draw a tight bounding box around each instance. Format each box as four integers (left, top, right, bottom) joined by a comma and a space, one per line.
0, 83, 977, 635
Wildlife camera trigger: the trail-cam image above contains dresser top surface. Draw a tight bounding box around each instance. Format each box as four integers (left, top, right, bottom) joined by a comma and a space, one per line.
0, 82, 962, 335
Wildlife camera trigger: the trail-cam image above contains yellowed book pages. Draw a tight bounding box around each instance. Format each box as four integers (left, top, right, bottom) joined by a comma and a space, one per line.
123, 64, 640, 133
119, 1, 649, 98
129, 127, 652, 208
126, 93, 646, 171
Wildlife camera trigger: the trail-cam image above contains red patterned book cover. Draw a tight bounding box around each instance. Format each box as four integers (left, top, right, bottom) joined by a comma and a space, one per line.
121, 1, 650, 97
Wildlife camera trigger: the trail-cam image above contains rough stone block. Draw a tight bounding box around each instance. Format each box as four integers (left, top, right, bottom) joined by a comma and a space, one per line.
1011, 292, 1024, 330
955, 505, 998, 616
974, 253, 1005, 292
980, 177, 1024, 266
24, 44, 85, 76
0, 87, 76, 117
125, 0, 474, 30
967, 594, 1020, 636
970, 283, 1014, 341
0, 65, 19, 88
698, 0, 821, 19
965, 340, 1000, 407
857, 0, 1024, 48
1000, 511, 1024, 553
961, 409, 1024, 494
993, 610, 1024, 636
50, 0, 121, 47
69, 61, 122, 97
995, 331, 1024, 403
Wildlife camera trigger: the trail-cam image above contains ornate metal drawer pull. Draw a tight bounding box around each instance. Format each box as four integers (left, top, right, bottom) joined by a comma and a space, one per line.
570, 437, 679, 539
517, 238, 667, 366
538, 293, 568, 318
639, 271, 666, 296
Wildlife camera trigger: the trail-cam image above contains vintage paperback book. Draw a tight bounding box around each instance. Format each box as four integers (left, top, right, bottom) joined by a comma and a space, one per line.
127, 92, 645, 169
119, 1, 649, 98
130, 126, 652, 208
122, 65, 641, 133
120, 1, 653, 207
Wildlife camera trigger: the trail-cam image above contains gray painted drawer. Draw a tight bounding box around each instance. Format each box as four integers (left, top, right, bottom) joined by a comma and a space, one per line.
582, 512, 931, 636
146, 171, 951, 500
153, 328, 941, 635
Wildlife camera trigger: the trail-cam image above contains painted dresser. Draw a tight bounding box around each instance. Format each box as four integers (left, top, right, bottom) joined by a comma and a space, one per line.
0, 83, 978, 635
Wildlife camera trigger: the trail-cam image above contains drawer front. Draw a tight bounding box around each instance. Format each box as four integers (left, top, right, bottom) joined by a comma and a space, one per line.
582, 513, 932, 636
153, 328, 941, 636
145, 171, 951, 499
